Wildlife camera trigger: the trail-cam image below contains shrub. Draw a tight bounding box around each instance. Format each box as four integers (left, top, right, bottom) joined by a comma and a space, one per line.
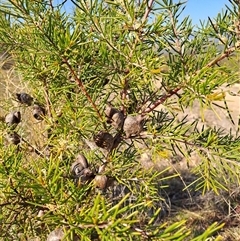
0, 0, 239, 240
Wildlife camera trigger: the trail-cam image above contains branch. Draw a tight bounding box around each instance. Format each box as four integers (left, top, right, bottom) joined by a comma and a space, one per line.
16, 133, 46, 158
141, 87, 181, 115
205, 41, 240, 68
29, 13, 105, 124
142, 0, 155, 24
62, 58, 105, 124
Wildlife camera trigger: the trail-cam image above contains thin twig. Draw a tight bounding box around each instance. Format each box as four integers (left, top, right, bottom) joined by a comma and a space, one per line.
18, 134, 46, 158
49, 0, 54, 11
60, 220, 113, 229
141, 87, 181, 115
62, 58, 105, 124
142, 0, 155, 24
120, 77, 129, 115
205, 42, 240, 68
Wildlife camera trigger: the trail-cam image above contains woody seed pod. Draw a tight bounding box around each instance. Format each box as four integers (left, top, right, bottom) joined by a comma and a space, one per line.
104, 104, 124, 129
33, 104, 46, 120
6, 132, 21, 145
16, 92, 33, 106
71, 154, 94, 183
71, 154, 88, 176
93, 131, 114, 150
111, 112, 124, 129
78, 168, 94, 183
94, 175, 108, 190
104, 104, 114, 119
5, 111, 21, 128
123, 115, 144, 138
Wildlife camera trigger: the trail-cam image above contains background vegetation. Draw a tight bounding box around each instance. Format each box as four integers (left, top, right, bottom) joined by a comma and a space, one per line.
0, 0, 240, 240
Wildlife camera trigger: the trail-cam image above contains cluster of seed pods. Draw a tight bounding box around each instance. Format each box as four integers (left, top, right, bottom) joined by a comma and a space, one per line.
81, 104, 146, 190
4, 92, 46, 145
70, 153, 109, 190
47, 104, 147, 240
92, 104, 145, 152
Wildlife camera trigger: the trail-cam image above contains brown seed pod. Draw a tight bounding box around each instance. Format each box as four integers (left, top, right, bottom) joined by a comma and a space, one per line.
78, 168, 94, 183
71, 154, 94, 183
104, 104, 115, 119
6, 132, 21, 145
104, 104, 124, 129
16, 92, 33, 106
75, 154, 89, 168
70, 154, 89, 175
5, 111, 21, 128
94, 175, 108, 190
33, 104, 46, 120
111, 112, 124, 129
93, 131, 114, 150
123, 115, 144, 138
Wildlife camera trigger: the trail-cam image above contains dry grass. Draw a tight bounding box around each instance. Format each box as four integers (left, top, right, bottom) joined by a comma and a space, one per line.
0, 56, 47, 157
160, 172, 240, 240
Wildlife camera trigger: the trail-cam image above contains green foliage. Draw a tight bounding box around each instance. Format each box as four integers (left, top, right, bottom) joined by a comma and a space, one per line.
0, 0, 240, 240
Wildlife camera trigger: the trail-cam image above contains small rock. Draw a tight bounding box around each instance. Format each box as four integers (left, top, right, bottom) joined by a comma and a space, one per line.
47, 227, 79, 241
47, 228, 64, 241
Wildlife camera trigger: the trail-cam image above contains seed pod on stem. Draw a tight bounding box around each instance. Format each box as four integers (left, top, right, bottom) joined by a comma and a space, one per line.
33, 104, 46, 120
6, 132, 21, 145
16, 92, 33, 106
5, 111, 21, 128
93, 131, 114, 151
71, 154, 89, 175
123, 115, 145, 138
104, 104, 124, 129
94, 175, 108, 190
71, 154, 94, 183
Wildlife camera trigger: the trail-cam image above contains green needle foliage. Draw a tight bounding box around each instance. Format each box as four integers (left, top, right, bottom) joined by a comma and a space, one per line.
0, 0, 240, 240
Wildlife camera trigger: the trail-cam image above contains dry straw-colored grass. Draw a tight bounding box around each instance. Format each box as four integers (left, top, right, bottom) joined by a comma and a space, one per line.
0, 53, 47, 154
